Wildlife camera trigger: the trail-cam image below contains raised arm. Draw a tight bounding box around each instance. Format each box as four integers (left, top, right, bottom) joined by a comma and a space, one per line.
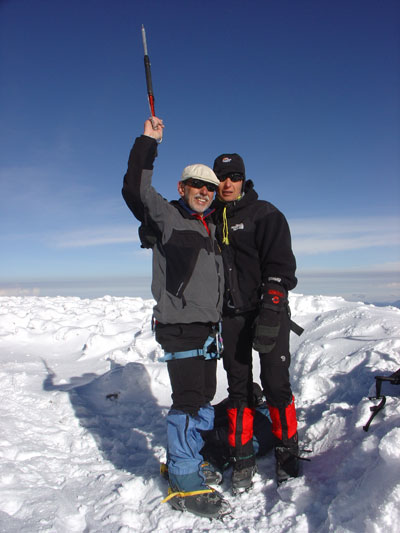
121, 116, 171, 233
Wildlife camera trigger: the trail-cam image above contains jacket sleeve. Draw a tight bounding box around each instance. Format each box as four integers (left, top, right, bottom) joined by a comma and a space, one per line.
121, 135, 158, 222
122, 135, 176, 235
254, 206, 297, 292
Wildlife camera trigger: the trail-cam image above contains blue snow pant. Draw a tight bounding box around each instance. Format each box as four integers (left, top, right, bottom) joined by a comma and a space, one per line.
166, 357, 217, 492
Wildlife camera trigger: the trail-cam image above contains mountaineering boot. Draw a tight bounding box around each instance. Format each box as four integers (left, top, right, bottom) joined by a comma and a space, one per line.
167, 488, 231, 518
275, 432, 299, 483
232, 463, 257, 493
268, 397, 300, 483
201, 461, 223, 485
166, 469, 231, 518
164, 406, 230, 516
227, 402, 256, 493
160, 461, 222, 486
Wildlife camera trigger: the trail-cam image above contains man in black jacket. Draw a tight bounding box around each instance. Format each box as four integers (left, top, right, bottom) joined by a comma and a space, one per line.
212, 153, 301, 490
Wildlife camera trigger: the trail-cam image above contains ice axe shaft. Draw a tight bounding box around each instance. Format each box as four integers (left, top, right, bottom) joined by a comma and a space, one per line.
141, 25, 155, 116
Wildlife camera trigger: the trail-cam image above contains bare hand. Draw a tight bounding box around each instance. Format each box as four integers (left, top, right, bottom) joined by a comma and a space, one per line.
143, 116, 164, 142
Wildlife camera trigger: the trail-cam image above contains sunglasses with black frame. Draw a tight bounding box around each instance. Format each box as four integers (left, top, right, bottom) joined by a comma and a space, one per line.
218, 173, 245, 183
184, 178, 218, 192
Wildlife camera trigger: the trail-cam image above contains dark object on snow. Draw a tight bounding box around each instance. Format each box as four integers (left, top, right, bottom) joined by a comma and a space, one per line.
106, 392, 119, 401
363, 368, 400, 432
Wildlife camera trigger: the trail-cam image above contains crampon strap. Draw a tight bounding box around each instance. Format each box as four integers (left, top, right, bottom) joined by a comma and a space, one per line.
363, 369, 400, 432
276, 446, 312, 462
162, 487, 214, 504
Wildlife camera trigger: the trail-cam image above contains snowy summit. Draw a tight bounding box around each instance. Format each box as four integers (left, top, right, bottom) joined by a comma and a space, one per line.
0, 293, 399, 532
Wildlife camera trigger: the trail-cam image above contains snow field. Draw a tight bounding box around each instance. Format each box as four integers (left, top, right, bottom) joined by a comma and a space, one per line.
0, 294, 399, 532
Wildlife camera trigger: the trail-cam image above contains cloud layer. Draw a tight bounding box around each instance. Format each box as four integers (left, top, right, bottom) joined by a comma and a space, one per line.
291, 216, 400, 255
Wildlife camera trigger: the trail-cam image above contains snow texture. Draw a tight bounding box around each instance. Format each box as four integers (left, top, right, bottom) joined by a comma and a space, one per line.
0, 293, 399, 532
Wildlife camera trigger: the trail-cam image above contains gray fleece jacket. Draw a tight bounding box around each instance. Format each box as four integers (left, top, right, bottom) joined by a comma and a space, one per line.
122, 135, 224, 325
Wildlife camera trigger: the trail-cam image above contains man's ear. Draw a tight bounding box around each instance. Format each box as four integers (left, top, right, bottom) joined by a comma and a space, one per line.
177, 181, 185, 197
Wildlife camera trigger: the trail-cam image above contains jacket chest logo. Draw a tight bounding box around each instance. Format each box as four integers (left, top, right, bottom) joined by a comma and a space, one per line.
231, 223, 244, 231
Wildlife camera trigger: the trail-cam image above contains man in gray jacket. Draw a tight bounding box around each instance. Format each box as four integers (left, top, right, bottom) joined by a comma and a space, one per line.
122, 116, 229, 519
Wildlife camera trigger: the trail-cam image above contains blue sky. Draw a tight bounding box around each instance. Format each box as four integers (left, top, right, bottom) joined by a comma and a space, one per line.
1, 0, 399, 303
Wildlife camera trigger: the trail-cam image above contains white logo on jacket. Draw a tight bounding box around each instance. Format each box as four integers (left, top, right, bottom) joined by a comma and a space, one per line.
231, 223, 244, 231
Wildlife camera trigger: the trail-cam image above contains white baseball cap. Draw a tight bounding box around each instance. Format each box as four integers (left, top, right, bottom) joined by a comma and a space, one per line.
181, 164, 220, 186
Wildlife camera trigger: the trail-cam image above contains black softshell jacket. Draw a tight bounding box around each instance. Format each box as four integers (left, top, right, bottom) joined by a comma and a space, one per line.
213, 180, 297, 315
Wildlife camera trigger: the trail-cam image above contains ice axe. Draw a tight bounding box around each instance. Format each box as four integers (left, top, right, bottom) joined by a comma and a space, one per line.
141, 25, 155, 117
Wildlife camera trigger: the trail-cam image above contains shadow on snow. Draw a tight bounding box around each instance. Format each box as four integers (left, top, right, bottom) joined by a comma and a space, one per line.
42, 360, 167, 478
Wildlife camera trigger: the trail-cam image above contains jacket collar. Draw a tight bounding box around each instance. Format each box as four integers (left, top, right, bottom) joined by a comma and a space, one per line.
172, 198, 215, 219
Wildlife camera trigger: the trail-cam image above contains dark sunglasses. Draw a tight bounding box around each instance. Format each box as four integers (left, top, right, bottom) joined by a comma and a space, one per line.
219, 173, 244, 182
184, 178, 218, 192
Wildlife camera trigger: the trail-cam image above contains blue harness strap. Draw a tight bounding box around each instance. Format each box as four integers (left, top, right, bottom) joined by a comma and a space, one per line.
159, 325, 223, 362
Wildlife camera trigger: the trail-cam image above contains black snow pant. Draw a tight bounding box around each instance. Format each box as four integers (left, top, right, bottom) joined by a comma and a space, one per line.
156, 323, 219, 490
167, 357, 217, 416
222, 311, 297, 461
156, 321, 218, 415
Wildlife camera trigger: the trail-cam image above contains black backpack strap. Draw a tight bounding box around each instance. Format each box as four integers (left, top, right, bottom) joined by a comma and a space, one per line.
286, 303, 304, 336
138, 208, 161, 249
290, 319, 304, 337
138, 222, 158, 249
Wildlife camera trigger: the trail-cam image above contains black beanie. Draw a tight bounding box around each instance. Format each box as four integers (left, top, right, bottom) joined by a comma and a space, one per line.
213, 153, 245, 179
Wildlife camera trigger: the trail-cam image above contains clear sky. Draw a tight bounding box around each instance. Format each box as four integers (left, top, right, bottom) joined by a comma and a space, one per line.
1, 0, 399, 303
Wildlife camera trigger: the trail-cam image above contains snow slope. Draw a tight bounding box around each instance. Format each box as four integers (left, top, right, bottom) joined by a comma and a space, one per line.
0, 294, 399, 532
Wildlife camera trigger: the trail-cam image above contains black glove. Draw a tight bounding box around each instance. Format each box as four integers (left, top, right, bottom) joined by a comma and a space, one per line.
253, 283, 287, 353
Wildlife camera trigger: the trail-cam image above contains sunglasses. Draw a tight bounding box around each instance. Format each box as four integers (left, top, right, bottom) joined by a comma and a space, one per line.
184, 178, 218, 192
219, 173, 244, 182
